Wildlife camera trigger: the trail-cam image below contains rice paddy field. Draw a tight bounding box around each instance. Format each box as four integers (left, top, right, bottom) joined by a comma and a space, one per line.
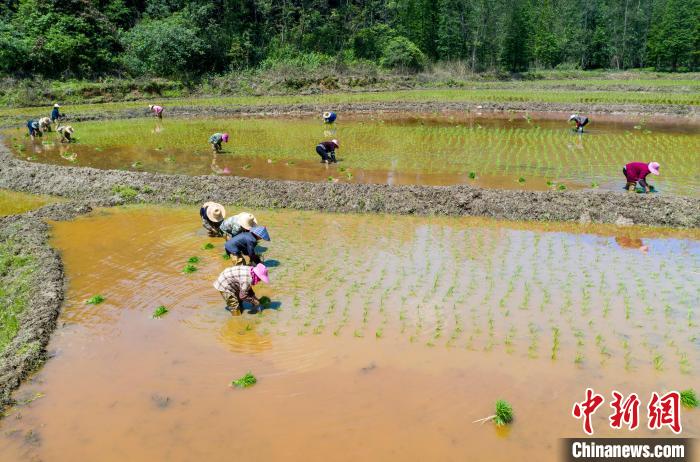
0, 205, 698, 461
3, 113, 699, 194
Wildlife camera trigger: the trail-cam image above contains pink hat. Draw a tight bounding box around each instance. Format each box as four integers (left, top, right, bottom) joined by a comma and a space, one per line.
252, 263, 269, 283
648, 162, 660, 175
331, 139, 339, 147
222, 133, 229, 142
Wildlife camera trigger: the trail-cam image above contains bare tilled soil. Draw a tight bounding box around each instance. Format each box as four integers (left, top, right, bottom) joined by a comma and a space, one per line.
0, 138, 698, 228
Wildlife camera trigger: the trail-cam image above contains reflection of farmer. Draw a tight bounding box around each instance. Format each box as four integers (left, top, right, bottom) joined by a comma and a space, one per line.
615, 236, 649, 253
148, 104, 164, 119
56, 125, 74, 143
214, 263, 269, 316
623, 161, 659, 193
26, 120, 41, 140
209, 132, 229, 152
569, 114, 589, 133
224, 226, 270, 266
200, 202, 226, 237
51, 104, 63, 124
323, 111, 337, 123
220, 212, 258, 239
39, 117, 52, 132
316, 139, 339, 163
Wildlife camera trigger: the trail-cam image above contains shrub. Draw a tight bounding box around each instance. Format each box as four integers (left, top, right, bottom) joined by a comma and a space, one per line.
380, 36, 427, 71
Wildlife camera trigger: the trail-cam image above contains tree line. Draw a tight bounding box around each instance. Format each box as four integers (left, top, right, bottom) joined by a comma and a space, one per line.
1, 0, 697, 79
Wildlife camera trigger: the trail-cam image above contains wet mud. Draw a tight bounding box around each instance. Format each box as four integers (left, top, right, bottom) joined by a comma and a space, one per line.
0, 138, 698, 228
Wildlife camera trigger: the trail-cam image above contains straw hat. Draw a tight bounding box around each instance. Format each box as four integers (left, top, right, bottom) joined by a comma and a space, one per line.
148, 104, 154, 110
236, 212, 258, 230
331, 139, 339, 147
569, 114, 576, 121
252, 263, 269, 283
648, 162, 660, 175
203, 202, 226, 222
54, 103, 60, 108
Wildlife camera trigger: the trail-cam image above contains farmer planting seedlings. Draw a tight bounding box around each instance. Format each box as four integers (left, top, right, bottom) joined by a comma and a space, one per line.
200, 201, 226, 237
568, 114, 589, 133
148, 104, 164, 119
213, 263, 269, 316
220, 212, 258, 239
623, 161, 660, 193
316, 139, 339, 164
209, 132, 229, 152
224, 226, 270, 266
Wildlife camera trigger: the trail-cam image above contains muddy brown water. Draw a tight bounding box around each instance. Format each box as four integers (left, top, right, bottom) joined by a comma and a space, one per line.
1, 206, 698, 461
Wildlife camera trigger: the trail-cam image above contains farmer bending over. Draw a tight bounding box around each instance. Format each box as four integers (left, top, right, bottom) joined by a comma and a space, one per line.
623, 161, 660, 193
220, 212, 258, 239
209, 133, 229, 152
214, 263, 269, 316
57, 125, 74, 143
224, 226, 270, 266
51, 104, 64, 124
569, 114, 589, 133
316, 139, 339, 163
26, 120, 42, 140
148, 104, 164, 119
200, 201, 226, 237
39, 117, 52, 132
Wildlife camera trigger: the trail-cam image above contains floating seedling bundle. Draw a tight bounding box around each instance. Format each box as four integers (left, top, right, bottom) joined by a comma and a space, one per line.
231, 372, 257, 388
473, 400, 514, 426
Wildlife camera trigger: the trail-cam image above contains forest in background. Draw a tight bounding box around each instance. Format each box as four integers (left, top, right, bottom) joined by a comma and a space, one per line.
1, 0, 698, 81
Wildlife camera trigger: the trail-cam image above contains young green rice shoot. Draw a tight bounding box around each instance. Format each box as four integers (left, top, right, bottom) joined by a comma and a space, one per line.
86, 294, 105, 305
152, 305, 169, 318
680, 389, 698, 408
183, 263, 198, 274
231, 372, 257, 388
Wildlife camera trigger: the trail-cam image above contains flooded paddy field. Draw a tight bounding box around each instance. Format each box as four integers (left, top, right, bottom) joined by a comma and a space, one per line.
1, 205, 698, 461
0, 189, 60, 216
3, 112, 698, 194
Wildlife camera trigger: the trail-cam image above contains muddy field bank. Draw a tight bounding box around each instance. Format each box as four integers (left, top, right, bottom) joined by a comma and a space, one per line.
1, 139, 698, 228
3, 100, 697, 127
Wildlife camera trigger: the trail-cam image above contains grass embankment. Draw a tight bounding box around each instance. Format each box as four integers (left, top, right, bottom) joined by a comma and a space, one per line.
0, 241, 38, 355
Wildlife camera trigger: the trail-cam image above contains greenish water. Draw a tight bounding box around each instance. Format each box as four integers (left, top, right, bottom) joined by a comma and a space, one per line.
4, 113, 699, 194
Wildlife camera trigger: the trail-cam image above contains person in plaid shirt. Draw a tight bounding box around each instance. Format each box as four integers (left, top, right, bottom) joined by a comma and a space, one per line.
213, 263, 269, 315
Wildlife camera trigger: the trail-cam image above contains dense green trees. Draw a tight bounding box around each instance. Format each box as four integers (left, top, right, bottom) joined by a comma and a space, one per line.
0, 0, 697, 79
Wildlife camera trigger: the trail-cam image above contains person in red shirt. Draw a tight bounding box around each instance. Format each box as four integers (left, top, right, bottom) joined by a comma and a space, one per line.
623, 161, 660, 192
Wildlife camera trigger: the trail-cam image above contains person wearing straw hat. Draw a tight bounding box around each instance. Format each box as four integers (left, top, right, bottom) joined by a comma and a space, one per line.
148, 104, 164, 119
51, 103, 64, 124
316, 139, 339, 163
38, 117, 52, 132
323, 111, 337, 123
569, 114, 589, 133
213, 263, 269, 315
220, 212, 258, 239
224, 226, 270, 266
209, 132, 229, 152
200, 201, 226, 236
623, 161, 660, 193
56, 125, 74, 143
26, 119, 42, 140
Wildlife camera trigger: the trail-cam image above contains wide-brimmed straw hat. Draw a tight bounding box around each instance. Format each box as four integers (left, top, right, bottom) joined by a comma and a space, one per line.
331, 139, 339, 147
251, 226, 270, 241
148, 104, 154, 110
203, 202, 226, 222
237, 212, 258, 230
252, 263, 269, 283
569, 114, 576, 121
648, 162, 660, 175
54, 103, 60, 108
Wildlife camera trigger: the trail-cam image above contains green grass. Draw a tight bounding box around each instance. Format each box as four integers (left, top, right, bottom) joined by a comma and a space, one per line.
0, 242, 36, 353
86, 294, 105, 305
231, 372, 257, 388
152, 305, 169, 318
112, 185, 138, 201
680, 389, 698, 408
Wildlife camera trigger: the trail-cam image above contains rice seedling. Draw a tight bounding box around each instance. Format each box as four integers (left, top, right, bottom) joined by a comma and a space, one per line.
518, 177, 526, 183
468, 171, 477, 179
680, 389, 698, 408
187, 256, 200, 264
202, 242, 215, 250
551, 327, 560, 360
652, 353, 664, 371
473, 400, 514, 426
242, 164, 252, 170
221, 253, 230, 260
183, 263, 198, 274
86, 294, 105, 305
152, 305, 169, 318
231, 372, 257, 388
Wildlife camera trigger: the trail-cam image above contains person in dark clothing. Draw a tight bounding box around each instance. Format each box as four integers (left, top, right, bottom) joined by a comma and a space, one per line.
224, 226, 271, 266
26, 120, 41, 140
316, 139, 339, 163
623, 161, 660, 193
51, 104, 63, 123
200, 201, 226, 236
569, 114, 589, 133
